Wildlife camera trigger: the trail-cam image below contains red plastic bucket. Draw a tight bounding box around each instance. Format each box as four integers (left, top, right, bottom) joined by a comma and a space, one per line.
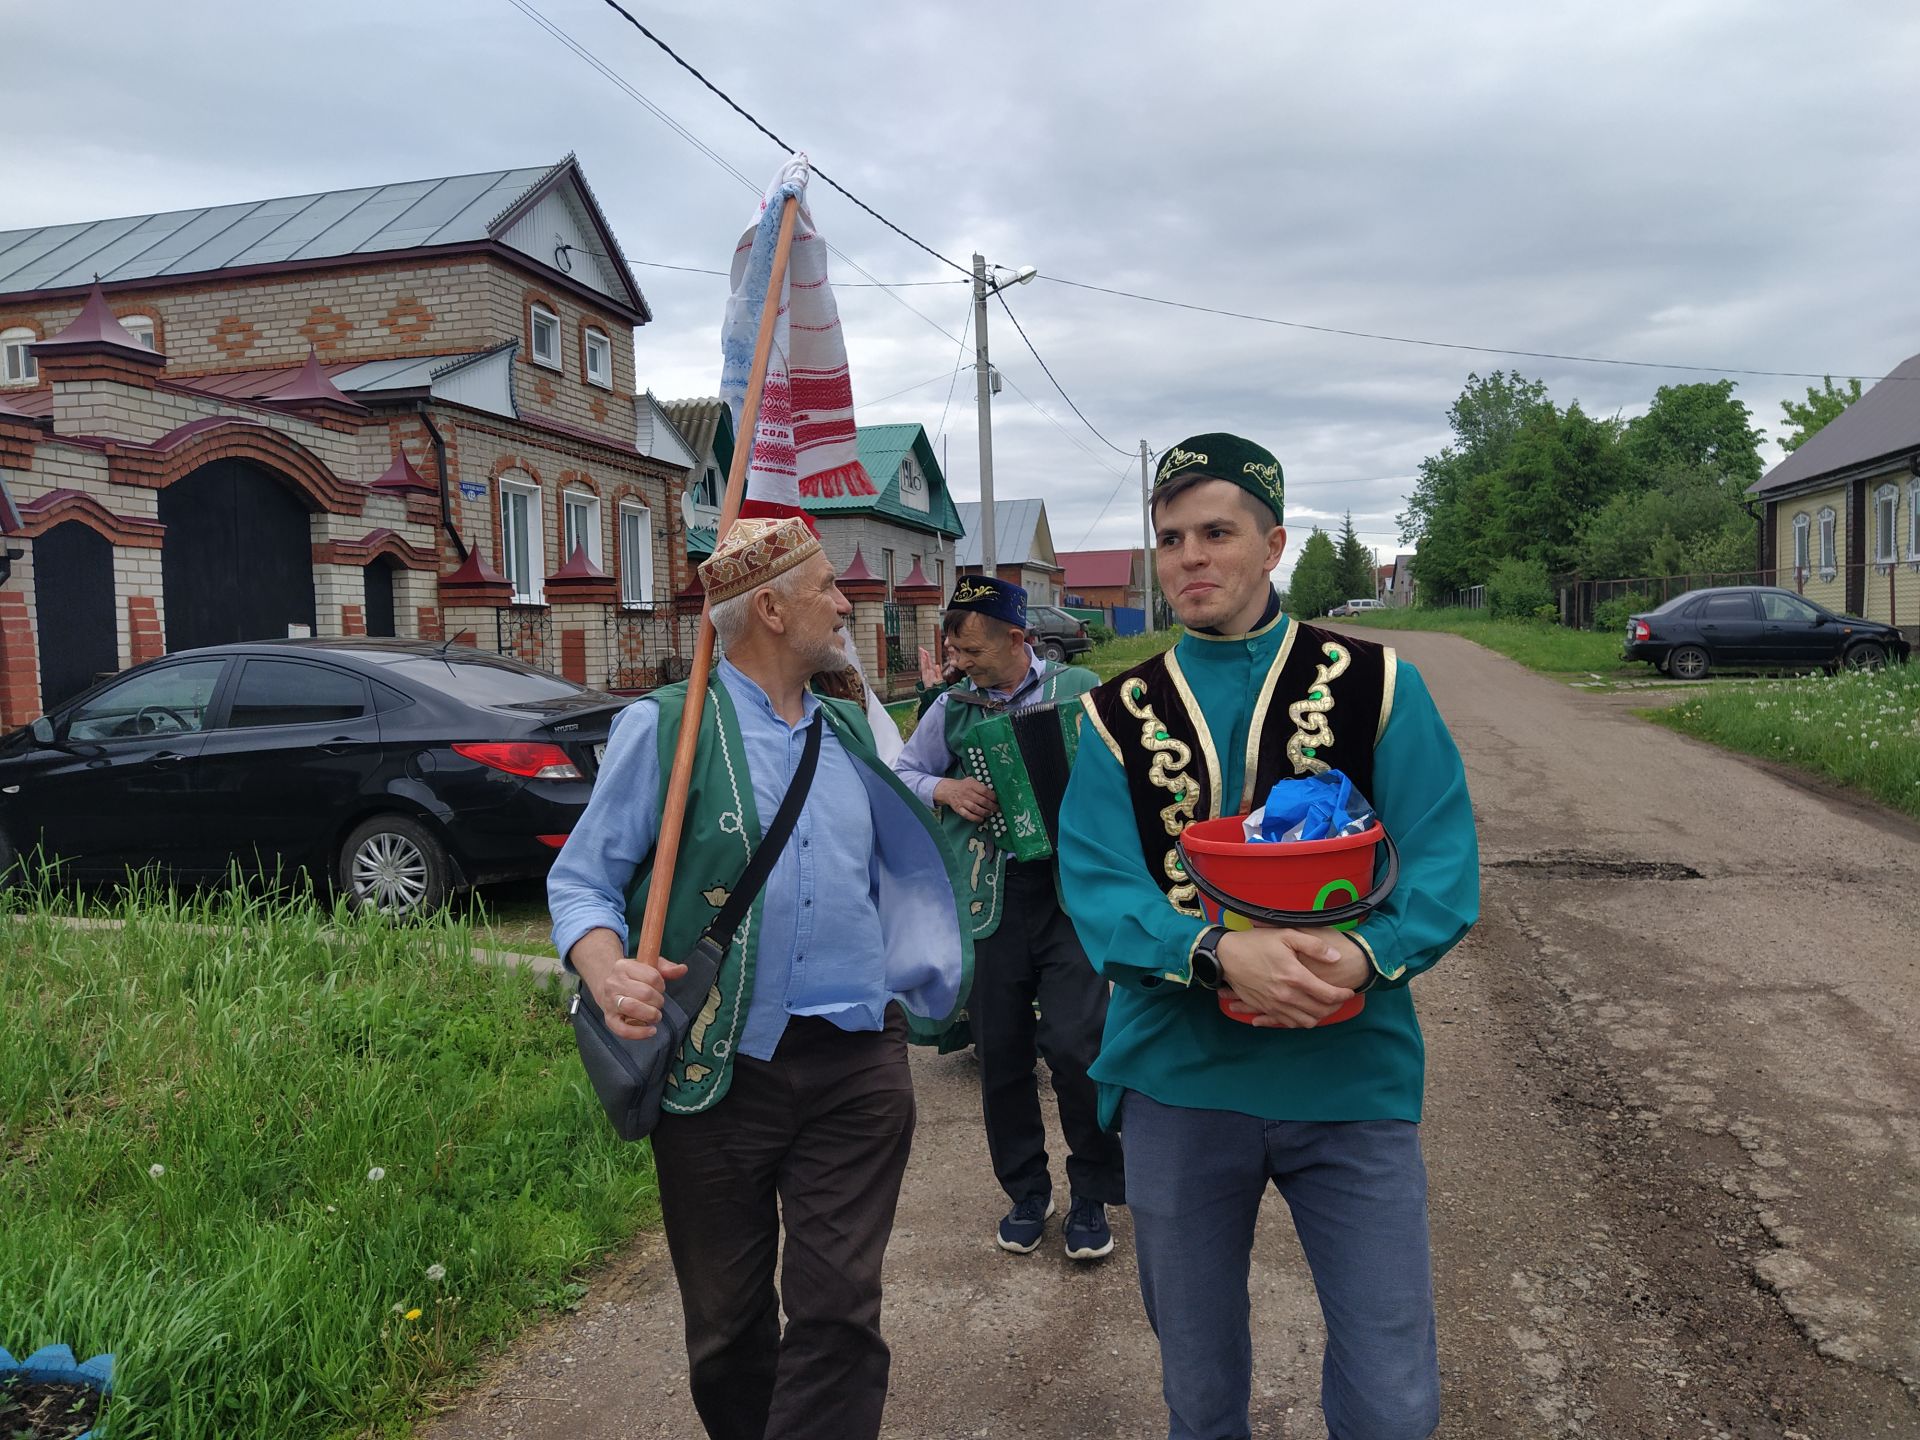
1178, 814, 1387, 1027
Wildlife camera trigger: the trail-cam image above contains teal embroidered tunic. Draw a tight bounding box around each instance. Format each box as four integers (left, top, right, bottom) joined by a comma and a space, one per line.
1057, 612, 1479, 1126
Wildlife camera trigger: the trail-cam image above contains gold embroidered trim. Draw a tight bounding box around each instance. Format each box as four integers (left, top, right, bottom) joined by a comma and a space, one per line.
1162, 649, 1224, 818
1352, 930, 1404, 982
1239, 618, 1300, 812
1377, 647, 1398, 745
1080, 691, 1124, 765
1285, 642, 1351, 775
1120, 672, 1202, 911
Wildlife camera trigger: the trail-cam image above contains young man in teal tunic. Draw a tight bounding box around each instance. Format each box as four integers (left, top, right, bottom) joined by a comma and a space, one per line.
894, 576, 1124, 1260
1058, 435, 1479, 1440
549, 517, 972, 1440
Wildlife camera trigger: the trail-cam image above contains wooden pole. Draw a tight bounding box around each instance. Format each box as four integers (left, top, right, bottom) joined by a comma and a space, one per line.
633, 193, 799, 966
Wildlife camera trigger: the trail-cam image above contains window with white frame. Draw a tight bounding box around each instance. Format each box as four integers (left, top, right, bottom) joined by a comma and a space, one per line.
882, 547, 896, 599
120, 314, 156, 350
1792, 512, 1811, 574
1817, 506, 1837, 576
562, 490, 601, 567
1, 327, 36, 386
1909, 479, 1920, 561
1874, 484, 1898, 564
693, 466, 719, 507
499, 475, 544, 603
620, 502, 655, 607
584, 328, 612, 388
530, 304, 561, 370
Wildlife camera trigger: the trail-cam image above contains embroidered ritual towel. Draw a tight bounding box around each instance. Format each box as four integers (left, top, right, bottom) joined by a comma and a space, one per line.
721, 156, 876, 527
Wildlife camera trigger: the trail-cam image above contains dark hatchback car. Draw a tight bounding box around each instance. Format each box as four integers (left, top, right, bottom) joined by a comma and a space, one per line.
0, 639, 625, 915
1026, 603, 1093, 663
1623, 586, 1911, 679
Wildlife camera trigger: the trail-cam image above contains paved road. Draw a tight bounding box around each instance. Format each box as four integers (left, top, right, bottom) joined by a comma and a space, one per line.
421, 629, 1920, 1439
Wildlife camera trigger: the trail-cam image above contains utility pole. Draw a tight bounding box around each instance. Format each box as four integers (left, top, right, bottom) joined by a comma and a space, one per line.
1139, 438, 1156, 631
972, 253, 998, 574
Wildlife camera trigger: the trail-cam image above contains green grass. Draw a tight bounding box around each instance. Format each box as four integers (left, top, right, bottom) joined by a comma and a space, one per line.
1647, 664, 1920, 819
1337, 607, 1634, 676
0, 883, 657, 1439
1084, 628, 1180, 680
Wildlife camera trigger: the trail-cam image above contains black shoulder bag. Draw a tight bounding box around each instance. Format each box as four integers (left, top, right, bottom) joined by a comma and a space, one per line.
569, 711, 824, 1141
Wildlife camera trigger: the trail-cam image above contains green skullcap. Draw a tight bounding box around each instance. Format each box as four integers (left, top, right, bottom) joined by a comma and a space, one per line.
1153, 433, 1284, 526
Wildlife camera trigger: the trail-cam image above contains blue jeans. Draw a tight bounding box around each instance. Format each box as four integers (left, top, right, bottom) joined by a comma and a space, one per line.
1122, 1091, 1440, 1440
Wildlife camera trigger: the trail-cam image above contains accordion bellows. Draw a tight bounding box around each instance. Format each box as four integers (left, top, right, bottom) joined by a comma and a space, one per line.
956, 701, 1081, 862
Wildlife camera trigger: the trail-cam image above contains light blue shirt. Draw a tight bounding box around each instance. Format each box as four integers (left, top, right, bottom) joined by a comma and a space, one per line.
547, 659, 891, 1060
891, 644, 1047, 804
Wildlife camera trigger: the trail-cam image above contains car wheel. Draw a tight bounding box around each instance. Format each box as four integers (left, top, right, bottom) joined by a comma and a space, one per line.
1844, 641, 1888, 671
1667, 645, 1711, 681
1040, 641, 1067, 663
339, 814, 452, 918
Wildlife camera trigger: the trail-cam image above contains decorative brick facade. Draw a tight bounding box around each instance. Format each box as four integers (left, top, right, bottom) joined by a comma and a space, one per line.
0, 160, 695, 720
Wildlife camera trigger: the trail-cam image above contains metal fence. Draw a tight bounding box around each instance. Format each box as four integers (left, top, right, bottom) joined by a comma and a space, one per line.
495, 605, 554, 672
606, 605, 699, 692
881, 603, 921, 700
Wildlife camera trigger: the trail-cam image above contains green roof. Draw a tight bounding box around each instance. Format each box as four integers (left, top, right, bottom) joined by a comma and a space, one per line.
802, 423, 964, 538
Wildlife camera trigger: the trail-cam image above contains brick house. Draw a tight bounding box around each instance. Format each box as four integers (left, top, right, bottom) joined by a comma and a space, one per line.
1750, 352, 1920, 639
0, 156, 701, 723
656, 396, 735, 564
954, 497, 1064, 607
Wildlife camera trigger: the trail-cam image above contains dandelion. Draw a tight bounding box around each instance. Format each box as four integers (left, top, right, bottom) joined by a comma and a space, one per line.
367, 1166, 386, 1182
426, 1264, 447, 1284
148, 1163, 165, 1179
404, 1308, 423, 1322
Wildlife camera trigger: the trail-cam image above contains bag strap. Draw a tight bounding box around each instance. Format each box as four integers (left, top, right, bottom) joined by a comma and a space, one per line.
702, 710, 824, 946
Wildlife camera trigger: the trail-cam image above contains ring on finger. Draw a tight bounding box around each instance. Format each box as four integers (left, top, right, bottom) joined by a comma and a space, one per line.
614, 994, 629, 1014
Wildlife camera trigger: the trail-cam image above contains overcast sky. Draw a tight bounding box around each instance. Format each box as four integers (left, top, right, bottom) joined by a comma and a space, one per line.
7, 1, 1919, 585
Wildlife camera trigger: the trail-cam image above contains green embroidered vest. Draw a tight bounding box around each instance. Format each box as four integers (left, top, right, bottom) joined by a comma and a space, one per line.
1079, 622, 1392, 916
625, 682, 882, 1115
937, 662, 1100, 939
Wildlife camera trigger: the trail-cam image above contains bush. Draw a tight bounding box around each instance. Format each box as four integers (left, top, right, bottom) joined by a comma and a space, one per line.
1487, 557, 1554, 621
1593, 592, 1651, 633
1085, 623, 1116, 646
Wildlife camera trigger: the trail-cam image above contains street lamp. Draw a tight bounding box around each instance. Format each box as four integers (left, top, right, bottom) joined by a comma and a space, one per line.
972, 255, 1036, 573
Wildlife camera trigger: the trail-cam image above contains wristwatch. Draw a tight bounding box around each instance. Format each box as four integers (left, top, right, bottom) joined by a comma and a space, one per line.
1190, 925, 1229, 990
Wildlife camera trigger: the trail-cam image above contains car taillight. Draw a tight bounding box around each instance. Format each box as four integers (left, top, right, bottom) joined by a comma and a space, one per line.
452, 741, 583, 780
1630, 620, 1651, 642
536, 833, 572, 849
1077, 622, 1087, 637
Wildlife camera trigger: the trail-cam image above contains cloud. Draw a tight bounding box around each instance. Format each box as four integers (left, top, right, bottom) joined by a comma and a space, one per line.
5, 0, 1918, 564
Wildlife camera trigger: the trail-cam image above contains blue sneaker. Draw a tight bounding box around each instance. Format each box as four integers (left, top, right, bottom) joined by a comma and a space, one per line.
1063, 1196, 1114, 1261
995, 1193, 1055, 1254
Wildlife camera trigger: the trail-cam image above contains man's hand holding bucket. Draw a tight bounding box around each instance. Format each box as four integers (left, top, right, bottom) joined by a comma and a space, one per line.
1218, 927, 1370, 1029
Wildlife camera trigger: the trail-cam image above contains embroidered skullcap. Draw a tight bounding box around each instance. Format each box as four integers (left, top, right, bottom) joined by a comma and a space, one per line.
946, 574, 1027, 628
1154, 433, 1284, 525
697, 516, 823, 604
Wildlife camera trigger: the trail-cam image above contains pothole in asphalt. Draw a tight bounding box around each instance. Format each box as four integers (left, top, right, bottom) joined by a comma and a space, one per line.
1488, 853, 1704, 881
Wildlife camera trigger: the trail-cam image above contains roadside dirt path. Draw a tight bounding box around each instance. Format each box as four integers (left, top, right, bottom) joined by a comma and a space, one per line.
421, 630, 1920, 1438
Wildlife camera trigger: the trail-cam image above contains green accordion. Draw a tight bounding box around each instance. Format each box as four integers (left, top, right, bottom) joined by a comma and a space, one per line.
956, 701, 1082, 862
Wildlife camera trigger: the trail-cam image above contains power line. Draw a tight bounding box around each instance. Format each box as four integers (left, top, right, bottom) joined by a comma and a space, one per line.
1071, 455, 1150, 550
934, 298, 973, 448
993, 290, 1133, 456
631, 257, 963, 287
1037, 274, 1879, 383
592, 0, 971, 278
864, 366, 970, 408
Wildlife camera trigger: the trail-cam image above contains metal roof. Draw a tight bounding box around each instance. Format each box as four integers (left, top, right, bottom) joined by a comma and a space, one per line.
1751, 352, 1920, 496
0, 168, 552, 296
954, 498, 1055, 568
797, 423, 963, 537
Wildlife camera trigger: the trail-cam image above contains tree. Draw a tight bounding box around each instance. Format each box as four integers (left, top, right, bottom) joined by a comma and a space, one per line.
1621, 380, 1766, 488
1285, 529, 1342, 618
1779, 376, 1864, 453
1334, 512, 1376, 603
1575, 466, 1756, 580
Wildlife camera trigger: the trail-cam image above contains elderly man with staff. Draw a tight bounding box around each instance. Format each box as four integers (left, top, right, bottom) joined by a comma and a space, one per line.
548, 163, 971, 1440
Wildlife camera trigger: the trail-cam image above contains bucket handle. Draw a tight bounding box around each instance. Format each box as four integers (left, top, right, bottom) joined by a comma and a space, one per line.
1175, 827, 1399, 931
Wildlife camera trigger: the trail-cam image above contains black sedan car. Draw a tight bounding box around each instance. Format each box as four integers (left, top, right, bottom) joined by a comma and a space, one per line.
0, 639, 625, 915
1026, 603, 1094, 663
1623, 586, 1911, 679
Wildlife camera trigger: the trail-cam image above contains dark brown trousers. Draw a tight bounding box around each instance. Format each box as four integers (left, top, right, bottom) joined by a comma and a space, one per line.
649, 1010, 915, 1440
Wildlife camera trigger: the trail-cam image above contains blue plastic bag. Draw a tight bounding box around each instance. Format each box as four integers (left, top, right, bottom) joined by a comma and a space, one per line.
1243, 769, 1375, 843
